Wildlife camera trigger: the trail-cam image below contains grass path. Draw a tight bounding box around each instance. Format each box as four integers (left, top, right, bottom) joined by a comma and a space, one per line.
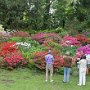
0, 68, 90, 90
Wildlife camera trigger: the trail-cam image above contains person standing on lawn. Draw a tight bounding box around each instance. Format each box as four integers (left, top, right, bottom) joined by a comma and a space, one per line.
45, 50, 54, 82
63, 51, 72, 83
77, 55, 87, 86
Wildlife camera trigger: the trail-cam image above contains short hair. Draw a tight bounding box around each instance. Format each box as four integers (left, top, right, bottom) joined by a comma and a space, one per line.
48, 50, 51, 54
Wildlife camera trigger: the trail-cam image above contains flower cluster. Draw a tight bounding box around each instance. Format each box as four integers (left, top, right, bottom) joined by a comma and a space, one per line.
11, 31, 30, 37
0, 31, 10, 42
0, 42, 27, 69
47, 33, 60, 43
31, 32, 46, 44
32, 32, 61, 44
76, 45, 90, 55
0, 42, 17, 57
60, 35, 80, 46
2, 53, 27, 69
33, 50, 64, 70
76, 34, 88, 43
16, 42, 31, 48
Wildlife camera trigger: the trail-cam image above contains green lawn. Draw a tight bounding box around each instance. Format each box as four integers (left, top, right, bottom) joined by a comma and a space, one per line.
0, 68, 90, 90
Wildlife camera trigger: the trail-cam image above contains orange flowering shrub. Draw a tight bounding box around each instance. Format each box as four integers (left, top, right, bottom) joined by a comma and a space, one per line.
33, 50, 64, 71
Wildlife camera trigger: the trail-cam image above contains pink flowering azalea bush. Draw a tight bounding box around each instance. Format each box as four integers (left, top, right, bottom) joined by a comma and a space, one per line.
0, 42, 27, 69
76, 45, 90, 55
31, 32, 46, 44
31, 32, 61, 44
60, 35, 80, 46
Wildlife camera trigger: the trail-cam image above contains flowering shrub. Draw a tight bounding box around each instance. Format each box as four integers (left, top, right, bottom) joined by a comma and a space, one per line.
76, 34, 88, 43
31, 32, 61, 44
16, 42, 31, 48
11, 31, 30, 37
76, 45, 90, 55
47, 33, 60, 43
33, 50, 64, 70
0, 32, 10, 42
43, 39, 62, 51
31, 32, 46, 44
0, 42, 17, 57
2, 53, 27, 69
0, 42, 27, 69
60, 35, 80, 46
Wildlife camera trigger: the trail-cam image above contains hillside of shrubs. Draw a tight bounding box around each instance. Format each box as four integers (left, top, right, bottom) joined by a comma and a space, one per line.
0, 26, 90, 73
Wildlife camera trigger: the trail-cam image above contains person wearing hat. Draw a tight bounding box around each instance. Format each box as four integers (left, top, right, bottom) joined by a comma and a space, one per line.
63, 51, 72, 83
45, 50, 54, 82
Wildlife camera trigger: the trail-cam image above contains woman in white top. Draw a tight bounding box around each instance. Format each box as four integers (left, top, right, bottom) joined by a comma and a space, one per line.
77, 55, 87, 86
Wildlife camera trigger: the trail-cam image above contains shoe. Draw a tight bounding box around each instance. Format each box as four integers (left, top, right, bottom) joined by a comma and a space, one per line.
83, 84, 85, 86
63, 80, 66, 83
50, 80, 53, 82
77, 84, 81, 86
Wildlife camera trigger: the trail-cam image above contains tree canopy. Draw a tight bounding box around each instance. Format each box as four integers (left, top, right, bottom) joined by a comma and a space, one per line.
0, 0, 90, 31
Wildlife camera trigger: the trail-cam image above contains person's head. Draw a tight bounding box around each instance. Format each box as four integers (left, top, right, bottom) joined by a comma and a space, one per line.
48, 49, 51, 54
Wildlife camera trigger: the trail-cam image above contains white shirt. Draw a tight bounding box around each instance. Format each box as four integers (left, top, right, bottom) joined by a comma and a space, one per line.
78, 59, 87, 69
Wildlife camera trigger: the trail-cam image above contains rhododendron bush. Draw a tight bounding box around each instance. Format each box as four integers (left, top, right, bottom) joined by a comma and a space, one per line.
60, 35, 80, 46
76, 34, 88, 43
0, 42, 17, 57
76, 45, 90, 55
11, 31, 30, 37
0, 32, 10, 42
31, 32, 46, 44
33, 51, 64, 70
0, 42, 27, 69
31, 32, 60, 44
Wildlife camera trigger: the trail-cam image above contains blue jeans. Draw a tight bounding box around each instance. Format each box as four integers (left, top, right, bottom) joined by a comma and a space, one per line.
63, 67, 71, 82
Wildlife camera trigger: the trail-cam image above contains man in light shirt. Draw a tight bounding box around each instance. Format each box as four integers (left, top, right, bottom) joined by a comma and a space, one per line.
77, 55, 87, 86
45, 50, 54, 82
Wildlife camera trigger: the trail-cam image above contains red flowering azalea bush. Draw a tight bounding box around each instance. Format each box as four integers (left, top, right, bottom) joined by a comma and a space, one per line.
0, 42, 17, 57
0, 42, 27, 69
33, 50, 64, 70
75, 34, 88, 43
11, 31, 30, 37
2, 53, 27, 69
